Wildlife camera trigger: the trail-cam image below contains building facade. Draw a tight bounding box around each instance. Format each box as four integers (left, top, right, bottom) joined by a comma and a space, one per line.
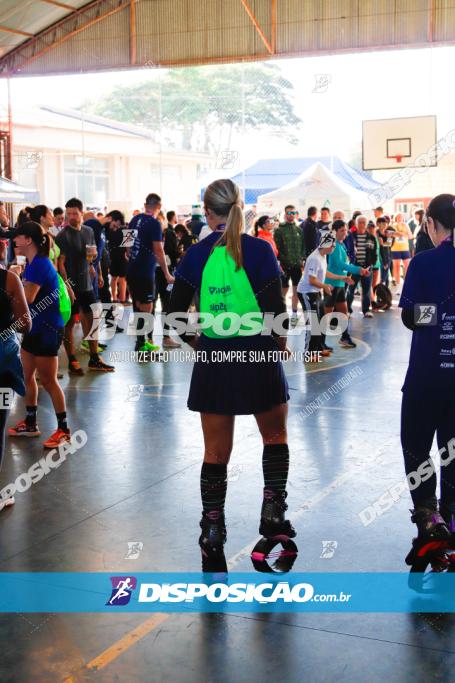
11, 105, 212, 216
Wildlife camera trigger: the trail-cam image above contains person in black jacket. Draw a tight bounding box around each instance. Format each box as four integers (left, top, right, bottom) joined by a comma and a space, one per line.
346, 215, 376, 317
152, 211, 181, 348
301, 206, 319, 258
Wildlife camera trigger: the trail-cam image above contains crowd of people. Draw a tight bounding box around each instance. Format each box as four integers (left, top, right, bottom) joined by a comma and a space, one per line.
245, 202, 433, 356
1, 186, 453, 575
0, 194, 432, 458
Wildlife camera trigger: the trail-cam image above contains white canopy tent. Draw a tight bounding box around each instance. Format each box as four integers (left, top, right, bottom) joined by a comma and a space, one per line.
257, 162, 372, 217
0, 176, 39, 204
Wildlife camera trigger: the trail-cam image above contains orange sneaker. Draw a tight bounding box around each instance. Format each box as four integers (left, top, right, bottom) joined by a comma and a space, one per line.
43, 429, 71, 449
69, 359, 84, 375
8, 421, 41, 437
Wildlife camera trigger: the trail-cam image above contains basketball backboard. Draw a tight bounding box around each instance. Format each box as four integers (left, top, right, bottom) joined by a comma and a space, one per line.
362, 115, 437, 170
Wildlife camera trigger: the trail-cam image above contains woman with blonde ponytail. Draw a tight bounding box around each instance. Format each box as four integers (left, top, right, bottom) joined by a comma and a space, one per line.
168, 178, 295, 573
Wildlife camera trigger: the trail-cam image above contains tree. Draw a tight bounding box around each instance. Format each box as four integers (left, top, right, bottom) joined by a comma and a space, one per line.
81, 63, 302, 152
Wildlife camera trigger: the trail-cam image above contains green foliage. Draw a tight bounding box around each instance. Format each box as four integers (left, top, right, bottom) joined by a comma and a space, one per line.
81, 63, 302, 152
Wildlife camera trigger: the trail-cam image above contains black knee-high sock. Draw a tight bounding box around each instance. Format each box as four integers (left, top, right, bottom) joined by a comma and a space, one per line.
262, 443, 289, 494
200, 462, 228, 518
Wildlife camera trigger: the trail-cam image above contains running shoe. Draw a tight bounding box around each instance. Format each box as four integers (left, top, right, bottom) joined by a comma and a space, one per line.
80, 340, 107, 354
364, 311, 374, 318
88, 358, 115, 372
142, 340, 160, 352
162, 337, 181, 349
0, 496, 15, 513
8, 421, 41, 437
43, 429, 71, 449
339, 336, 357, 349
323, 343, 333, 352
69, 360, 84, 375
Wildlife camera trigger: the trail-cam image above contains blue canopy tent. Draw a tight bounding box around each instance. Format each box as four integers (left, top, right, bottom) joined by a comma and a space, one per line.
211, 157, 381, 205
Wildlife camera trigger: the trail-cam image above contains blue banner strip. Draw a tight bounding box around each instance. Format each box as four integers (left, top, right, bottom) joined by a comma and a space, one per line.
0, 572, 454, 613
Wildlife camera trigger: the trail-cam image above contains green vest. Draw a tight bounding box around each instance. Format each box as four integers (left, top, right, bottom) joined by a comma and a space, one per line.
200, 246, 262, 338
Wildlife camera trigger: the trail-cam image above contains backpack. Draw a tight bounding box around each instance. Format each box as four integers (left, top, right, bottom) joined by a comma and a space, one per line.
58, 274, 72, 324
374, 283, 392, 310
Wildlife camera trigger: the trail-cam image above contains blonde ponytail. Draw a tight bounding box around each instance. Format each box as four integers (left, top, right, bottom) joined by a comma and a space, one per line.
204, 179, 244, 269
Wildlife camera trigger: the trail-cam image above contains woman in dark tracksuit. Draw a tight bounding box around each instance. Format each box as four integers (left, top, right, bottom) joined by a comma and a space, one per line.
167, 179, 294, 572
399, 194, 455, 568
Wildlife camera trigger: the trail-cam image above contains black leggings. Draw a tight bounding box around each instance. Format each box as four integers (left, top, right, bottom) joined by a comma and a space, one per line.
298, 292, 325, 351
153, 267, 172, 334
401, 391, 455, 507
0, 408, 9, 471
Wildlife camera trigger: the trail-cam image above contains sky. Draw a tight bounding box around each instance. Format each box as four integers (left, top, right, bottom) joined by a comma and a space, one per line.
1, 44, 453, 172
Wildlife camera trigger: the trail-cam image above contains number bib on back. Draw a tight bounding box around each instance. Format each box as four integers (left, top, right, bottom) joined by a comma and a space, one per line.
200, 246, 262, 338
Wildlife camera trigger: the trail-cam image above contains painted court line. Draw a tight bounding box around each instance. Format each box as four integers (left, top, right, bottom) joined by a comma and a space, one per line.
63, 614, 169, 681
61, 339, 373, 680
62, 435, 389, 682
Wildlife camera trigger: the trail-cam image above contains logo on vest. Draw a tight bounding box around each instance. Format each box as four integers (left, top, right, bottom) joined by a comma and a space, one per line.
208, 285, 232, 295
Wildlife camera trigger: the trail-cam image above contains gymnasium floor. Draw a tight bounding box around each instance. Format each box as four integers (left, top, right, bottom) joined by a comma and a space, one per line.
1, 298, 454, 683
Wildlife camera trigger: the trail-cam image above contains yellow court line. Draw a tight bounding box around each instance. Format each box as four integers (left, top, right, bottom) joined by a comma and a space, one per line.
62, 338, 372, 681
63, 614, 169, 680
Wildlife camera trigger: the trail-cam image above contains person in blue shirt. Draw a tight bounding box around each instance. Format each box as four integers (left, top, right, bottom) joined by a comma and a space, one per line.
7, 221, 71, 449
324, 220, 369, 349
126, 193, 174, 355
167, 179, 295, 573
399, 193, 455, 569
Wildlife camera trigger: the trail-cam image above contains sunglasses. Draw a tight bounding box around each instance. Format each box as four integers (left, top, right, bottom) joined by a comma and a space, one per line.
286, 211, 298, 216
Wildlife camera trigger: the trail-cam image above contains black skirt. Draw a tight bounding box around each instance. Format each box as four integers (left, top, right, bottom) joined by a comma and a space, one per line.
188, 334, 289, 415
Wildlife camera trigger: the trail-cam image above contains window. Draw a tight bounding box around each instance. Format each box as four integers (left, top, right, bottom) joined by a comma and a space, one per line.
64, 156, 109, 208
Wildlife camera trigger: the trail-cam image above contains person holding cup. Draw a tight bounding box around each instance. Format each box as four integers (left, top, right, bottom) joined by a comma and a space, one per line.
55, 198, 114, 375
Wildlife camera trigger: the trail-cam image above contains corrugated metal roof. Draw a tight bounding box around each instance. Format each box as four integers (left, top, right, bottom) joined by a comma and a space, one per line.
0, 0, 455, 77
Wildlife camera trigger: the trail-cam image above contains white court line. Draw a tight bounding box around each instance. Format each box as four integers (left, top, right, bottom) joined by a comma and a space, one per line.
286, 338, 371, 376
227, 435, 393, 570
